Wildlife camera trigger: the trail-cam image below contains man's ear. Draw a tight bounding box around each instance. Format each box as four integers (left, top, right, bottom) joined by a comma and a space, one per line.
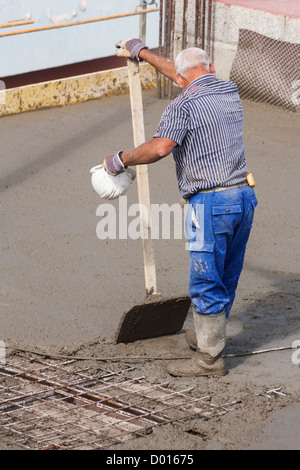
209, 63, 216, 74
176, 74, 185, 88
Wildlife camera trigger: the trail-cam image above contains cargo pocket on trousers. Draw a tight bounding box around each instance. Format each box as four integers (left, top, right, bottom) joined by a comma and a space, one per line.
212, 203, 242, 235
185, 204, 215, 252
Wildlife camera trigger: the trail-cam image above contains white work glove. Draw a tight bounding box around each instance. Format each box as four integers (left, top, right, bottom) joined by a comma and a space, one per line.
115, 38, 148, 60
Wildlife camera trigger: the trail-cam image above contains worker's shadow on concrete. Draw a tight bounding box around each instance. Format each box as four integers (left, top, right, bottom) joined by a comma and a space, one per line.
0, 100, 132, 193
225, 266, 300, 369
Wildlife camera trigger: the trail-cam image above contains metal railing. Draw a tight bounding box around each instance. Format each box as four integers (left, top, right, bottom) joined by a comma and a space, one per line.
0, 3, 159, 38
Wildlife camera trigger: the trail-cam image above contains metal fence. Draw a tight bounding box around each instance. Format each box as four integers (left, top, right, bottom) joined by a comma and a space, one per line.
230, 29, 300, 113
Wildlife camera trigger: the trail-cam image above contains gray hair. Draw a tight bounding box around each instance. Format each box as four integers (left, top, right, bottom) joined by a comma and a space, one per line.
175, 47, 210, 77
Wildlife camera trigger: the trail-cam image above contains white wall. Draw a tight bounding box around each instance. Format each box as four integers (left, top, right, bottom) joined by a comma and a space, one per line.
0, 0, 159, 77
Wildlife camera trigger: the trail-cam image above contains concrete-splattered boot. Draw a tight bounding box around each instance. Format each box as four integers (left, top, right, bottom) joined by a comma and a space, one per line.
184, 329, 197, 351
167, 309, 226, 377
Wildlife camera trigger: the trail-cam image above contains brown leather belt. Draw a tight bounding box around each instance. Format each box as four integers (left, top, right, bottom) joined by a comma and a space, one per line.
197, 180, 248, 194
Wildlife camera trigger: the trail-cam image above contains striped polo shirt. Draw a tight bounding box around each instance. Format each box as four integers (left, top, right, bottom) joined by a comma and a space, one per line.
154, 74, 249, 198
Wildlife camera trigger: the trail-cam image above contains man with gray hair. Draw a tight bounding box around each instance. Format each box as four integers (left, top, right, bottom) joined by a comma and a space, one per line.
175, 47, 210, 76
104, 39, 257, 377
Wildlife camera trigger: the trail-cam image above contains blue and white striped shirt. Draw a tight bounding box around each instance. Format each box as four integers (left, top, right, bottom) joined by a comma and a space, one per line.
154, 74, 249, 198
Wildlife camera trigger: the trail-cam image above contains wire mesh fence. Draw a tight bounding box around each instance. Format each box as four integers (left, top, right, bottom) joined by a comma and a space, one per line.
230, 29, 300, 113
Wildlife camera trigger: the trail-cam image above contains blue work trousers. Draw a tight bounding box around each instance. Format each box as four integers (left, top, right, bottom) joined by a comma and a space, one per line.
185, 185, 257, 317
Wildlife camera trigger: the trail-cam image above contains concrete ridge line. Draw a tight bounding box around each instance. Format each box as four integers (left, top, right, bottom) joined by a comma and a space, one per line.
0, 63, 157, 117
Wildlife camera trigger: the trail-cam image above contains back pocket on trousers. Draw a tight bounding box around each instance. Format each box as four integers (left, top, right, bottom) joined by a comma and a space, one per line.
212, 203, 242, 234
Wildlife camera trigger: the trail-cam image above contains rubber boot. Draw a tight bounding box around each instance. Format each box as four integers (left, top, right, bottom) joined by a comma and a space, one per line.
184, 329, 197, 351
167, 309, 226, 377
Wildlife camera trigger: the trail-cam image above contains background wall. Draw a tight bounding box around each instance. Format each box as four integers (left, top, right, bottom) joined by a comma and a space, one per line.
0, 0, 160, 77
172, 0, 300, 80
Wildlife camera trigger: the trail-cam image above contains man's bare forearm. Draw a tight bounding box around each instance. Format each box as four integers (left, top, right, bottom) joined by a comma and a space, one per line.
139, 49, 177, 83
122, 138, 176, 166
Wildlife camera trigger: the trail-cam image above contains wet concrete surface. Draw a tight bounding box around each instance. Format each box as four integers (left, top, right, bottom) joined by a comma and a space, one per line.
0, 89, 299, 450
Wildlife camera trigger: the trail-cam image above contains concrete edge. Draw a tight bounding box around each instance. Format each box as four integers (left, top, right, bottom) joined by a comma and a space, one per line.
0, 63, 158, 117
212, 0, 300, 19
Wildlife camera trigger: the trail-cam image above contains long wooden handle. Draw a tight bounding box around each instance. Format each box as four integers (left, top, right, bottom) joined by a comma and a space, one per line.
127, 58, 157, 296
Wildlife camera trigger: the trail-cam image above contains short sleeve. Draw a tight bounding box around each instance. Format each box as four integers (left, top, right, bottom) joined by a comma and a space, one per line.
154, 103, 189, 145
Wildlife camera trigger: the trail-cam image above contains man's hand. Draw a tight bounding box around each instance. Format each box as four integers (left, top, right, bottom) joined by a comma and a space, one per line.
115, 38, 148, 61
103, 151, 125, 176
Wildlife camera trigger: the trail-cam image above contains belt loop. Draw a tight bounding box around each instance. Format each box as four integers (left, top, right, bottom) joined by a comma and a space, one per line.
212, 188, 216, 196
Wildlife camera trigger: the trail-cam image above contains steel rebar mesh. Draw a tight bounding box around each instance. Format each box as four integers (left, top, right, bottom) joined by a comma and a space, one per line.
0, 354, 236, 450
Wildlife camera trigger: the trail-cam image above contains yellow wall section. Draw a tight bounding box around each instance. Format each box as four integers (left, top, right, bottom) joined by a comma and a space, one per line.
0, 63, 157, 117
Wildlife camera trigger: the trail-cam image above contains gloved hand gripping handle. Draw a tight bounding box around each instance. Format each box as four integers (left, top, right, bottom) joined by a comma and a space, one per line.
115, 38, 148, 61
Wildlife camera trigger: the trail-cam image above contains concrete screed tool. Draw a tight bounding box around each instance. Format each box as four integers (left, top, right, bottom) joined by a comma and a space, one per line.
114, 57, 190, 343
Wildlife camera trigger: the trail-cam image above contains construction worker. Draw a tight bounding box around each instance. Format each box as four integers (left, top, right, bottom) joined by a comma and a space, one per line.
104, 39, 257, 377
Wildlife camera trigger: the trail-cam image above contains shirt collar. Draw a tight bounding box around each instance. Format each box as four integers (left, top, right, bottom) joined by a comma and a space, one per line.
186, 73, 217, 89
